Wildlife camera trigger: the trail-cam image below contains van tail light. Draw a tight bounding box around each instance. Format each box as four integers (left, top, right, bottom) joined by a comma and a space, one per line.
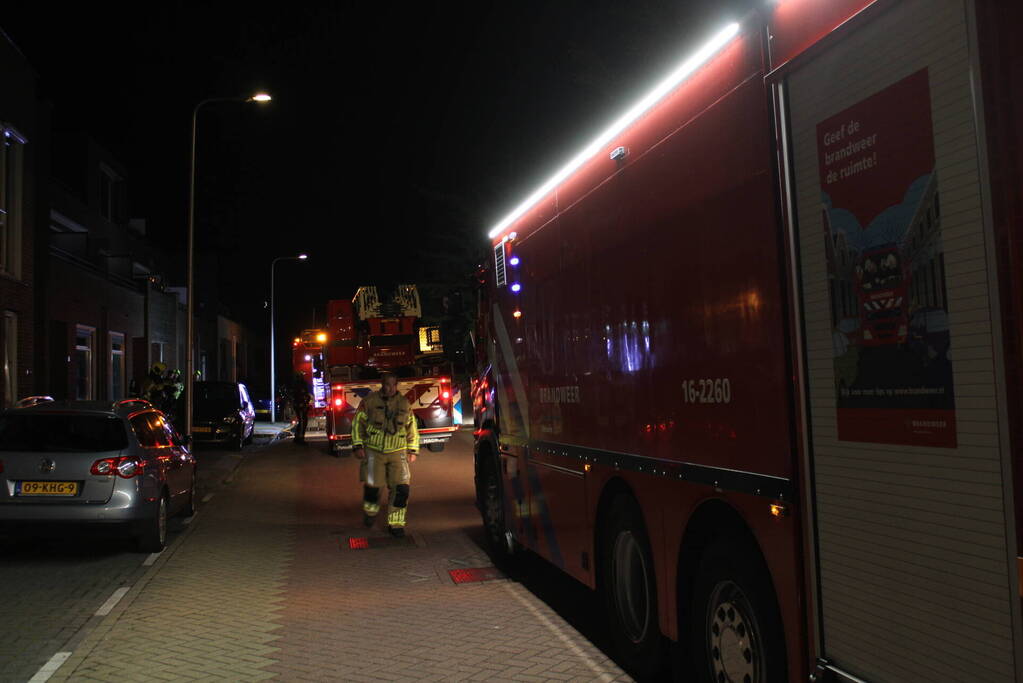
91, 456, 146, 478
440, 378, 452, 405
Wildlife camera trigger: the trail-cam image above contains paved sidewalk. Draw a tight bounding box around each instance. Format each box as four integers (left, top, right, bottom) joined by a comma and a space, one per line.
47, 433, 630, 682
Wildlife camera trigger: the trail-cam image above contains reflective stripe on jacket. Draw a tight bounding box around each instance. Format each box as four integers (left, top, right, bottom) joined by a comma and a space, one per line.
351, 390, 419, 454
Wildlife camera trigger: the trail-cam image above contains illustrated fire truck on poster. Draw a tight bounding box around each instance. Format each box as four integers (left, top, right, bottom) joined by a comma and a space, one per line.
818, 69, 956, 448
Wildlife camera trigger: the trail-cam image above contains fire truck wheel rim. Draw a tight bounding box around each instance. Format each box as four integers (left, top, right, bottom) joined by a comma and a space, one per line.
707, 580, 763, 683
612, 530, 651, 644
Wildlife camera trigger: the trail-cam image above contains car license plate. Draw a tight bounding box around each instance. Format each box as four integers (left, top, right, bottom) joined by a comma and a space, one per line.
192, 426, 211, 433
17, 481, 79, 496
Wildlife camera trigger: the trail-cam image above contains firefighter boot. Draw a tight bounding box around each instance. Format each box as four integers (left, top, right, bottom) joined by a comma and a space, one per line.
387, 506, 407, 537
363, 487, 381, 527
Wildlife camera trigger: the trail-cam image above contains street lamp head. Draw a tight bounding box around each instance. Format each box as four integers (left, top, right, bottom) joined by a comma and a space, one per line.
248, 93, 272, 103
298, 254, 308, 260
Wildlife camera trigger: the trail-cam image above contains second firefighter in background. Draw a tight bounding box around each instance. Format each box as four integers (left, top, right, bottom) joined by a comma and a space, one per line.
351, 373, 419, 537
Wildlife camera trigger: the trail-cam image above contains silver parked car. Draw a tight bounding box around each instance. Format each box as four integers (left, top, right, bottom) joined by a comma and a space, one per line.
0, 400, 197, 552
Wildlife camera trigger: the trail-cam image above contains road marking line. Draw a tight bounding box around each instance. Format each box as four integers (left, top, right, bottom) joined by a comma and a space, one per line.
501, 583, 616, 681
201, 493, 214, 503
95, 586, 130, 616
143, 551, 163, 566
28, 651, 71, 682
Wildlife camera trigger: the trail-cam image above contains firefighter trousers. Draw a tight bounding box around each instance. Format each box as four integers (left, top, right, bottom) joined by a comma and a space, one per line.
360, 447, 412, 528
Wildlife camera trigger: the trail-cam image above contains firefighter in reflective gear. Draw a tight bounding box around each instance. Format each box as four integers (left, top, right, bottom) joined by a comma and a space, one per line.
351, 372, 419, 537
142, 362, 167, 405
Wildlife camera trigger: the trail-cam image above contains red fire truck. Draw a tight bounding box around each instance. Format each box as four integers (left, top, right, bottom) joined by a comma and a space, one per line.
854, 243, 909, 346
474, 1, 1022, 681
291, 329, 328, 419
323, 285, 461, 455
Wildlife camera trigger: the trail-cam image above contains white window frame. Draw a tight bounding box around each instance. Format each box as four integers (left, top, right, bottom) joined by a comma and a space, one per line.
0, 125, 27, 279
75, 324, 96, 400
109, 331, 125, 401
3, 311, 17, 408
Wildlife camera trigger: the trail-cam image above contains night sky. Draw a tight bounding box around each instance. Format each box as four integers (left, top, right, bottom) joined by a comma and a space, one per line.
3, 0, 756, 344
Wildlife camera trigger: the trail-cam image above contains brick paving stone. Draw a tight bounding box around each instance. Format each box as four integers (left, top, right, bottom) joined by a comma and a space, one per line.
43, 434, 631, 682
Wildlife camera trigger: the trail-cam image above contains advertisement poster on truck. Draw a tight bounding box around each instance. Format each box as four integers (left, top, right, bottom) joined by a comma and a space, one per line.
817, 68, 957, 448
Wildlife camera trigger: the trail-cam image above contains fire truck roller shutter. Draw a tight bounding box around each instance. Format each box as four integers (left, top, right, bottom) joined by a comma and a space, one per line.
785, 0, 1021, 678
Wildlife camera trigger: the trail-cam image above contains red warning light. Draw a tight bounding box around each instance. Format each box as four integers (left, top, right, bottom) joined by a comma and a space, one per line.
348, 537, 369, 550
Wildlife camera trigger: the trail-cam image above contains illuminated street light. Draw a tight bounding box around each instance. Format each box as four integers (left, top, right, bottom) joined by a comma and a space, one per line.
186, 92, 272, 438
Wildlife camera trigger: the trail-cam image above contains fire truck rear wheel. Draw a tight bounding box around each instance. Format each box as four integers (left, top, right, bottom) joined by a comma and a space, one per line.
689, 538, 786, 683
480, 456, 516, 564
602, 494, 664, 678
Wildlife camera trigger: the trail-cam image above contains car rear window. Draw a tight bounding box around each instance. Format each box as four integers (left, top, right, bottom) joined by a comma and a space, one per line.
0, 414, 129, 452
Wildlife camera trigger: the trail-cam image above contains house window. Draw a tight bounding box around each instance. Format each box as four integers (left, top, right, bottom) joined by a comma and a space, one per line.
75, 325, 96, 400
109, 332, 125, 401
2, 311, 16, 408
0, 127, 26, 278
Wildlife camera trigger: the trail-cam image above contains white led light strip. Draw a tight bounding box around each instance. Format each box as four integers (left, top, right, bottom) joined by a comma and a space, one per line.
487, 21, 741, 240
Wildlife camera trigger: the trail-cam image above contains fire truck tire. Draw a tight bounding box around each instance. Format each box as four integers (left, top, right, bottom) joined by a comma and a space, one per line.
689, 537, 787, 683
480, 455, 517, 565
601, 494, 664, 678
426, 443, 445, 452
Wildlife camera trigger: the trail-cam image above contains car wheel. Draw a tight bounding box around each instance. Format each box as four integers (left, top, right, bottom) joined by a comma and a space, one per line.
479, 454, 518, 565
689, 537, 787, 683
181, 474, 198, 517
426, 442, 445, 453
601, 494, 664, 678
136, 494, 168, 553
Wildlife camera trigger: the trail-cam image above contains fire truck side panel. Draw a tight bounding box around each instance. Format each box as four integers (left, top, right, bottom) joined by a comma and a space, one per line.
488, 23, 809, 676
782, 0, 1021, 679
974, 0, 1023, 596
767, 0, 877, 70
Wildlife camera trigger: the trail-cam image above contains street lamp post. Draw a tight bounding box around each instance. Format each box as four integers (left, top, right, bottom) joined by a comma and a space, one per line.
270, 254, 308, 423
185, 93, 272, 438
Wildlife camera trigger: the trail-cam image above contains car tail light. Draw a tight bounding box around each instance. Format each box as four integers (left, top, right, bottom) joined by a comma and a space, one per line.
91, 456, 146, 478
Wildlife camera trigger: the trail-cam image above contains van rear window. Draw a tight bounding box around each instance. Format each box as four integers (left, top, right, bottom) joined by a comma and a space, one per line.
0, 414, 129, 452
